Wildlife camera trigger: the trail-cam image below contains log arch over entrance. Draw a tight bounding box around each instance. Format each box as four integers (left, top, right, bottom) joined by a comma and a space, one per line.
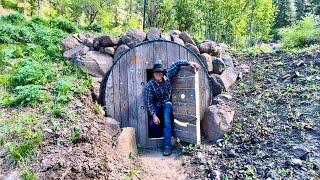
101, 40, 212, 148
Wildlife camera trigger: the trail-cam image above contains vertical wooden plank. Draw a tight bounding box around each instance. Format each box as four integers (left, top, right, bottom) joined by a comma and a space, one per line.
119, 54, 129, 127
128, 49, 137, 129
105, 72, 114, 118
113, 59, 121, 122
167, 43, 180, 66
145, 43, 154, 69
153, 41, 168, 68
179, 46, 188, 60
135, 44, 150, 147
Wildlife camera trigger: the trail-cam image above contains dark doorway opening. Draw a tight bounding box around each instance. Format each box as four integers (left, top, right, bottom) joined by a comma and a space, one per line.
146, 69, 164, 139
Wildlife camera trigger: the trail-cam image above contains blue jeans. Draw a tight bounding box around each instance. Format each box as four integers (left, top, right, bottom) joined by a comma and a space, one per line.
148, 102, 173, 148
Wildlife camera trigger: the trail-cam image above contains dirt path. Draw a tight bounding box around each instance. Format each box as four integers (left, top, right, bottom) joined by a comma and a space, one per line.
139, 149, 187, 180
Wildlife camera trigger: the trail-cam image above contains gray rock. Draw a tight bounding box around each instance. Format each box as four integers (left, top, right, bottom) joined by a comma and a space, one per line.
292, 146, 310, 160
83, 37, 94, 49
2, 170, 21, 180
210, 74, 225, 96
92, 77, 102, 102
221, 55, 234, 68
105, 117, 120, 136
61, 36, 81, 51
100, 35, 119, 47
212, 57, 226, 74
202, 104, 234, 142
211, 170, 221, 180
227, 149, 237, 158
105, 47, 115, 56
78, 33, 87, 42
220, 67, 238, 90
63, 45, 89, 59
198, 40, 217, 55
198, 53, 213, 73
93, 38, 100, 50
179, 32, 195, 45
114, 44, 130, 61
160, 33, 171, 41
146, 27, 161, 41
99, 47, 105, 53
185, 43, 200, 55
212, 93, 232, 105
117, 127, 138, 156
291, 158, 303, 167
120, 29, 146, 48
74, 51, 113, 77
172, 36, 185, 46
168, 29, 181, 38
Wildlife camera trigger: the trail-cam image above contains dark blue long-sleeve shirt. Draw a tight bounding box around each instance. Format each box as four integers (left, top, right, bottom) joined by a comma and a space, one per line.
144, 60, 190, 115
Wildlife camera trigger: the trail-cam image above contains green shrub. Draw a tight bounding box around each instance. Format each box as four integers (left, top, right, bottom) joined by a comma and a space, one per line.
9, 85, 47, 106
0, 12, 24, 24
9, 59, 54, 87
49, 17, 79, 33
280, 16, 320, 48
85, 23, 103, 32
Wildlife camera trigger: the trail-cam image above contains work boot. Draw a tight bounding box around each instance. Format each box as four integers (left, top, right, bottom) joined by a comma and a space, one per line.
163, 147, 172, 156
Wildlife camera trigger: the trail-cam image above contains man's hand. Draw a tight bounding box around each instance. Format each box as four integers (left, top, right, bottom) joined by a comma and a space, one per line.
189, 62, 200, 71
153, 114, 160, 125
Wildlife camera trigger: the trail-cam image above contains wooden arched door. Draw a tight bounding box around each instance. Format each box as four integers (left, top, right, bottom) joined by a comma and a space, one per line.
101, 40, 211, 148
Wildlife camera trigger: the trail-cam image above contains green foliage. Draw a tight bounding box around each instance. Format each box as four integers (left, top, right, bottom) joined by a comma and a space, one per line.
21, 165, 37, 180
279, 16, 320, 48
54, 79, 74, 103
66, 126, 82, 143
182, 144, 196, 155
0, 12, 24, 24
5, 85, 47, 106
85, 23, 103, 32
0, 113, 43, 162
49, 17, 80, 33
9, 59, 54, 87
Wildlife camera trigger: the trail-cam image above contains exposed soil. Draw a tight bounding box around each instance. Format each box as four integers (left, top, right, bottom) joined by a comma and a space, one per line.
139, 149, 187, 180
0, 90, 136, 179
185, 49, 320, 179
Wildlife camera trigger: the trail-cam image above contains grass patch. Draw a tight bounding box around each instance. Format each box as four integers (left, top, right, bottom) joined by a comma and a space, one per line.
0, 113, 43, 162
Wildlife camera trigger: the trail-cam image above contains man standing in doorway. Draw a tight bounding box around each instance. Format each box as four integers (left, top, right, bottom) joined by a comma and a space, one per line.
144, 59, 200, 156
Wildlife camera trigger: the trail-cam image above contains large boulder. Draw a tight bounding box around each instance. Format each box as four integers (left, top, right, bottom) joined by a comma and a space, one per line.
212, 57, 226, 74
212, 93, 232, 106
220, 67, 238, 90
198, 53, 213, 73
179, 32, 195, 45
168, 29, 181, 38
172, 36, 185, 46
198, 40, 217, 55
105, 117, 121, 137
61, 36, 81, 51
160, 33, 171, 41
202, 104, 234, 142
93, 35, 119, 50
221, 55, 234, 68
73, 51, 113, 77
114, 44, 130, 61
210, 74, 225, 96
185, 43, 200, 55
117, 127, 138, 157
120, 29, 146, 48
63, 45, 89, 59
104, 47, 115, 56
146, 27, 161, 41
99, 35, 119, 47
